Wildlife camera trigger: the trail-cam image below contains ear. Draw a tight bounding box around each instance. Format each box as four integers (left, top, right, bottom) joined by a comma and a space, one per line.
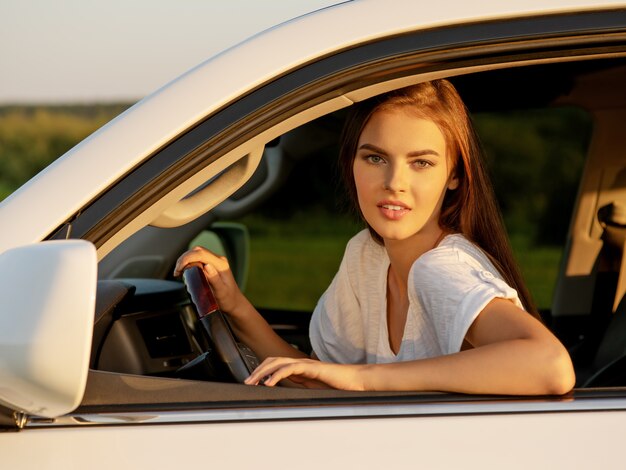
447, 173, 459, 190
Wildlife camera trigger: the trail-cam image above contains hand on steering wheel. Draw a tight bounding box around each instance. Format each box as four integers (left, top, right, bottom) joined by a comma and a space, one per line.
175, 246, 242, 314
181, 263, 259, 383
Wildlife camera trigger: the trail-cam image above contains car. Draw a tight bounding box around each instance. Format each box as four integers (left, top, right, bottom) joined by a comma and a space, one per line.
3, 0, 626, 467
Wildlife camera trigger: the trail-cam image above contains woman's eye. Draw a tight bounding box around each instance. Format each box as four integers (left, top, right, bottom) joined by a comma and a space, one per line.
366, 155, 384, 164
412, 159, 432, 169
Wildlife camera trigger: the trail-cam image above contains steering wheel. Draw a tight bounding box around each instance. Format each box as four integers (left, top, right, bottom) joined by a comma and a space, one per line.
181, 264, 259, 383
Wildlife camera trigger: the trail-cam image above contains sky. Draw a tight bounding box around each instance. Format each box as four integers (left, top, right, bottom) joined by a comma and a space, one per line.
0, 0, 341, 104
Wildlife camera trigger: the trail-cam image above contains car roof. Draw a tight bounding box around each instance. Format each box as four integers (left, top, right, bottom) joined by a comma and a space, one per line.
1, 0, 625, 252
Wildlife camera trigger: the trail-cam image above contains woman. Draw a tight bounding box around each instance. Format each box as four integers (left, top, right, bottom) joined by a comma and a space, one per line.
174, 80, 575, 395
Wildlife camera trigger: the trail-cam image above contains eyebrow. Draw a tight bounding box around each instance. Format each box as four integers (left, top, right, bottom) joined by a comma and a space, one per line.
357, 143, 441, 157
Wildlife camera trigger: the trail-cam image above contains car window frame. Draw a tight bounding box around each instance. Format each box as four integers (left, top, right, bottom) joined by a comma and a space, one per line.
51, 9, 626, 249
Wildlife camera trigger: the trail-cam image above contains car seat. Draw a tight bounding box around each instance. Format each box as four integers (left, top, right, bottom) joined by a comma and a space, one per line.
582, 201, 626, 387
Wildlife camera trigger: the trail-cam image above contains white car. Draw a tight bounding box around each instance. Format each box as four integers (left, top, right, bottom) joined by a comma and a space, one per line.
2, 1, 626, 468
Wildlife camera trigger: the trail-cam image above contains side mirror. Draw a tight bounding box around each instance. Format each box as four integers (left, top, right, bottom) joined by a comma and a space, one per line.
0, 240, 97, 418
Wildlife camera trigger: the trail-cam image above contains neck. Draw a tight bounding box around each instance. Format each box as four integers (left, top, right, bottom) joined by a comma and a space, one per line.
384, 227, 446, 286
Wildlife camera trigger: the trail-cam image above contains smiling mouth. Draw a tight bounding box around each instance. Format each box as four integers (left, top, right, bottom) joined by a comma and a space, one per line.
378, 202, 410, 220
380, 204, 405, 211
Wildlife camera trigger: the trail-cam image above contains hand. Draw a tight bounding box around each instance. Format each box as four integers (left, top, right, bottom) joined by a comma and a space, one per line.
245, 357, 367, 391
174, 246, 243, 314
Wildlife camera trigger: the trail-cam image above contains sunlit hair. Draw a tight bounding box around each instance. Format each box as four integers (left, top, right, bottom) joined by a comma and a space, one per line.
338, 79, 538, 316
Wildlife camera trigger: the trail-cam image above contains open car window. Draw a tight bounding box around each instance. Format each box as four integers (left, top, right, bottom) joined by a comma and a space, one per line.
82, 57, 626, 414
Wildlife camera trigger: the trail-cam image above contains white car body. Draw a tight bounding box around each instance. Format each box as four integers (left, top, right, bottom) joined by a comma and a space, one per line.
2, 0, 626, 468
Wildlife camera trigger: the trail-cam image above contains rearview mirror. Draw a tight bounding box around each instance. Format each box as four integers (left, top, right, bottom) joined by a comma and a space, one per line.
0, 240, 97, 418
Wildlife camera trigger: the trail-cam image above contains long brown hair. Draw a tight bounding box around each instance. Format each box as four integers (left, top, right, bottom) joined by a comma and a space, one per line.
338, 80, 538, 317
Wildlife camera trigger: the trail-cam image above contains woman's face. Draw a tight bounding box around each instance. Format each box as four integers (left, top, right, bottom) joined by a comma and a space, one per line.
353, 108, 458, 244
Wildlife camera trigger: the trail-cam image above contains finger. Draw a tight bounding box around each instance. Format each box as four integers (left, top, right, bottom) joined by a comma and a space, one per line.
244, 358, 277, 385
208, 255, 231, 276
202, 260, 228, 281
174, 247, 226, 276
263, 362, 312, 387
202, 262, 236, 297
173, 248, 206, 276
245, 357, 290, 385
248, 358, 315, 387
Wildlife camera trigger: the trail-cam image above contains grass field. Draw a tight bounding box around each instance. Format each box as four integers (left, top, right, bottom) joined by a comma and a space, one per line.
509, 235, 563, 311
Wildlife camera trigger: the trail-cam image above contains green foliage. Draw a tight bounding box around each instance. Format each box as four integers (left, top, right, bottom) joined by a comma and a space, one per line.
240, 209, 362, 238
0, 104, 130, 200
508, 234, 562, 310
475, 107, 591, 245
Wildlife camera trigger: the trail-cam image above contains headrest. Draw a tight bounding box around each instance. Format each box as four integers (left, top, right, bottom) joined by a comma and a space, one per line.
599, 202, 626, 247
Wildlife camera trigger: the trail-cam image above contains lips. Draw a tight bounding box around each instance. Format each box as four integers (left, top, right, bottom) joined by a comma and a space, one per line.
377, 200, 410, 220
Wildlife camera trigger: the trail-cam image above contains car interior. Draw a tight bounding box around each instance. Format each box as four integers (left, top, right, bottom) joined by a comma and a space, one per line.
79, 54, 626, 410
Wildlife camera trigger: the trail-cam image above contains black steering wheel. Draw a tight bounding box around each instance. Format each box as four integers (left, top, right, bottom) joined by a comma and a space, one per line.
181, 264, 259, 383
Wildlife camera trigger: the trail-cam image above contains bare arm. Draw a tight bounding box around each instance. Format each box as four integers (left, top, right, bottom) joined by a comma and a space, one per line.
174, 246, 307, 361
245, 299, 575, 395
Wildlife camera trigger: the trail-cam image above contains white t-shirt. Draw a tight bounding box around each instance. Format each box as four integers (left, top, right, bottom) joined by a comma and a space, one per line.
309, 229, 523, 364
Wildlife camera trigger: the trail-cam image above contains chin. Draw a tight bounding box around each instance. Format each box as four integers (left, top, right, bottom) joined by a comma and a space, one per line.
375, 229, 417, 243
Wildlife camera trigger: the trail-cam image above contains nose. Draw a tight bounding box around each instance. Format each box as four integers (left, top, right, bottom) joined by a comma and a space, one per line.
383, 162, 407, 192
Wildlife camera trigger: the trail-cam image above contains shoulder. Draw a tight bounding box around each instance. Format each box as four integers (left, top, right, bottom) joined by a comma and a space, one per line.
409, 234, 508, 296
409, 233, 521, 310
334, 228, 388, 298
344, 229, 387, 270
414, 234, 497, 274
